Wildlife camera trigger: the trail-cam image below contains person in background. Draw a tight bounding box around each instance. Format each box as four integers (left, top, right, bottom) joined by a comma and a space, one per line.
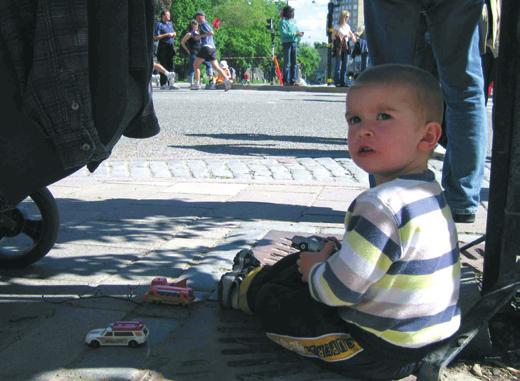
152, 62, 176, 89
364, 0, 488, 223
215, 60, 233, 88
180, 19, 202, 87
194, 11, 216, 89
219, 64, 460, 380
154, 10, 177, 90
332, 10, 357, 87
353, 25, 369, 73
191, 12, 231, 92
479, 0, 501, 104
279, 6, 304, 86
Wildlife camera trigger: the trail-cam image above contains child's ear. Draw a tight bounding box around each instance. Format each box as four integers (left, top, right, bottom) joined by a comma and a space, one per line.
419, 122, 442, 151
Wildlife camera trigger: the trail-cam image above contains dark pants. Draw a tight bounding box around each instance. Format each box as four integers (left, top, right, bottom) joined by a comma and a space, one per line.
157, 42, 175, 85
282, 42, 298, 85
247, 253, 420, 380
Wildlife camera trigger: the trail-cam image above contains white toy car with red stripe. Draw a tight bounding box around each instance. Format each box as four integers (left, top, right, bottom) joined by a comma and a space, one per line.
85, 320, 149, 348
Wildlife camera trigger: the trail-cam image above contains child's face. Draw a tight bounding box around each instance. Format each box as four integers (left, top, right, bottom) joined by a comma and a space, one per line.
346, 84, 432, 184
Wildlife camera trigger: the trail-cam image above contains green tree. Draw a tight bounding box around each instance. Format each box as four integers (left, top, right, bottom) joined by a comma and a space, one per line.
212, 0, 283, 75
298, 43, 321, 80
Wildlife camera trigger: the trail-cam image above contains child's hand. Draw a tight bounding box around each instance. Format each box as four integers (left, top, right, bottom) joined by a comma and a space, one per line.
297, 250, 329, 283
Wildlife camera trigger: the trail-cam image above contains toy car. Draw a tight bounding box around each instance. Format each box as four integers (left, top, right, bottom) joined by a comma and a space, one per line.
290, 235, 341, 252
144, 277, 195, 306
85, 320, 149, 348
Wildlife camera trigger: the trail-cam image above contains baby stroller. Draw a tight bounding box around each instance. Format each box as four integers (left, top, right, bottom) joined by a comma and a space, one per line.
0, 189, 59, 269
0, 1, 159, 269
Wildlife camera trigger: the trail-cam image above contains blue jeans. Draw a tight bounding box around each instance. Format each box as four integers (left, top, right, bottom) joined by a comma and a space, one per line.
282, 42, 298, 85
334, 51, 348, 86
364, 0, 487, 215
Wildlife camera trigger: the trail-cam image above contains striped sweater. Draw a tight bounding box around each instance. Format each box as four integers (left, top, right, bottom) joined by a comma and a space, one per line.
309, 171, 460, 351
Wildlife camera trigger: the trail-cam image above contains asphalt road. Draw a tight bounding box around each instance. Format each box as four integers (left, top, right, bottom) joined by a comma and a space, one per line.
111, 88, 350, 160
111, 87, 493, 162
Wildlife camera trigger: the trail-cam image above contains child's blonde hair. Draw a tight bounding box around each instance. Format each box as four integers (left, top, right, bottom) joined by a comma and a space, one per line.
351, 64, 444, 124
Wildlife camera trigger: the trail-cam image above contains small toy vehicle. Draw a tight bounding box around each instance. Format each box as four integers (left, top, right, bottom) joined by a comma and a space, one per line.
85, 320, 149, 348
290, 235, 341, 252
144, 277, 194, 306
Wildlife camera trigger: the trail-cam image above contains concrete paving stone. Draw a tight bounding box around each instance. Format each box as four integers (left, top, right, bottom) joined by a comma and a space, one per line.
455, 205, 488, 235
311, 169, 334, 181
249, 184, 323, 194
299, 213, 344, 225
55, 182, 164, 201
104, 255, 187, 284
209, 163, 234, 179
56, 215, 188, 250
248, 163, 272, 177
183, 264, 222, 291
308, 200, 348, 216
0, 243, 145, 283
167, 160, 192, 177
226, 159, 251, 174
164, 182, 247, 196
290, 169, 314, 181
233, 173, 253, 180
129, 161, 152, 178
314, 157, 348, 177
186, 160, 211, 179
149, 160, 172, 177
0, 306, 127, 380
230, 189, 317, 206
269, 165, 293, 180
317, 186, 362, 203
109, 161, 130, 177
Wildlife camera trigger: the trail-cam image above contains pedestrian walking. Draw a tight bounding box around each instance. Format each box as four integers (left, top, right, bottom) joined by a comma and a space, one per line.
154, 10, 177, 90
191, 11, 231, 91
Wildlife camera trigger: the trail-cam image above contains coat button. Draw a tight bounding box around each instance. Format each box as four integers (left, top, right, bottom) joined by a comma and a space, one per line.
71, 101, 80, 110
81, 143, 91, 152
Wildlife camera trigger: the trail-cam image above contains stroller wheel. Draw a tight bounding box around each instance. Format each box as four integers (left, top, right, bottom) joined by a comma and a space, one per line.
0, 187, 59, 268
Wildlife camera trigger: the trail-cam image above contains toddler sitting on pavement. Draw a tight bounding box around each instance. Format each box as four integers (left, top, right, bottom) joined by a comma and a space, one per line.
219, 64, 461, 380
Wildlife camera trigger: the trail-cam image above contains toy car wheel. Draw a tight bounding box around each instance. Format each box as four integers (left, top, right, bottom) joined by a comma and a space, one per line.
128, 340, 138, 348
89, 340, 100, 348
0, 187, 59, 268
298, 242, 308, 251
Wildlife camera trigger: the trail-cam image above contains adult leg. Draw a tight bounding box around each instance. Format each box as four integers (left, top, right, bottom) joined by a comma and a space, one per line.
188, 52, 196, 84
290, 42, 298, 84
363, 0, 422, 65
363, 0, 421, 188
193, 57, 204, 84
156, 44, 169, 86
428, 0, 487, 217
340, 50, 348, 86
334, 55, 342, 85
282, 42, 291, 85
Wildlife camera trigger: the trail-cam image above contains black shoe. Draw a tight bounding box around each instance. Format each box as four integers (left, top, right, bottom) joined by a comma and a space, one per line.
453, 213, 476, 223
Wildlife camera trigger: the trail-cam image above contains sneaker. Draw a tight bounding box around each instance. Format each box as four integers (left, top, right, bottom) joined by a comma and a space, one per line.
190, 83, 201, 90
232, 249, 260, 273
166, 71, 175, 85
218, 271, 244, 309
224, 78, 232, 92
169, 83, 180, 90
160, 84, 168, 90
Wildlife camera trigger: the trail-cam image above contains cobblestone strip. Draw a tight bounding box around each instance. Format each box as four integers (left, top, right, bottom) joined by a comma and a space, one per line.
73, 157, 448, 187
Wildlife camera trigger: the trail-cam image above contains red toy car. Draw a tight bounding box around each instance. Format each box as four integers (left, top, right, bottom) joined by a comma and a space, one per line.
144, 277, 194, 306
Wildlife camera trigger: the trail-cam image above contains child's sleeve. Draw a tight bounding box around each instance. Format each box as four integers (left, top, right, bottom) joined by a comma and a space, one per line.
308, 195, 401, 307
